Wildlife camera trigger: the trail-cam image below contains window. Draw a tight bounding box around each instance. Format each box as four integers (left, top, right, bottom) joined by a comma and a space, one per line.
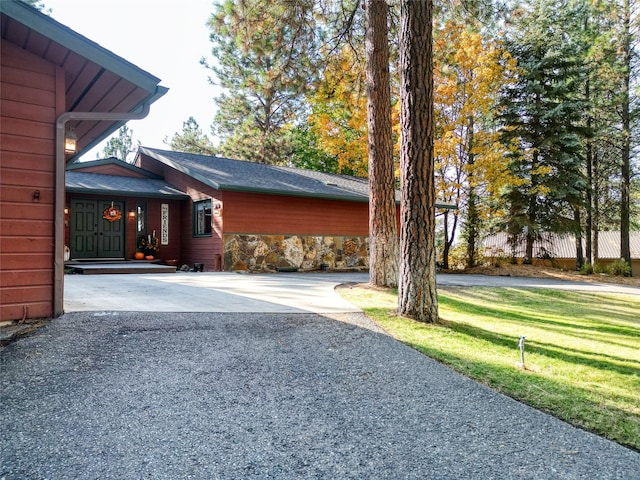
136, 202, 146, 235
193, 199, 212, 236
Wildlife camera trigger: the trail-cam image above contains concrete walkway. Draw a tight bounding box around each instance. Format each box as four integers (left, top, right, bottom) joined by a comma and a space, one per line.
64, 271, 639, 315
65, 272, 369, 313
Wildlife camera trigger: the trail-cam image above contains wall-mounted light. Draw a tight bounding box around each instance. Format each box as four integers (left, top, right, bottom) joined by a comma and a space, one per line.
64, 128, 78, 154
128, 209, 136, 218
64, 206, 69, 215
33, 190, 40, 202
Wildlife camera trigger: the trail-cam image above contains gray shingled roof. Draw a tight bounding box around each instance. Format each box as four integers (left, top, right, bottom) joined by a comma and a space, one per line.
66, 171, 188, 199
484, 232, 640, 260
139, 147, 377, 202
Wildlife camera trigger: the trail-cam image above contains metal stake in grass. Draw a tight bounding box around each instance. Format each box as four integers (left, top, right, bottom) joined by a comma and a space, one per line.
517, 336, 526, 369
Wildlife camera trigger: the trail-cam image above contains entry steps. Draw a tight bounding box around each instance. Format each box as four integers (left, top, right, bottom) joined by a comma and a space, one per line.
65, 260, 176, 275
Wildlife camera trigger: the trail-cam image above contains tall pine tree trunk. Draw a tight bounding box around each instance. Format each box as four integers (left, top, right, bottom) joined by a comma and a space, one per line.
465, 117, 478, 269
442, 210, 450, 270
366, 0, 398, 287
585, 116, 593, 266
574, 207, 584, 270
619, 0, 632, 274
398, 0, 438, 323
594, 149, 600, 264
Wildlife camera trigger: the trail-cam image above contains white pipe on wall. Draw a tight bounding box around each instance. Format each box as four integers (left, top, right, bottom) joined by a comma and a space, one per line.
54, 104, 152, 316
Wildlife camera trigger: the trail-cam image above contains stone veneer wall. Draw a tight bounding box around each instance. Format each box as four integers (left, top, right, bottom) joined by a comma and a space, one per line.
223, 234, 369, 272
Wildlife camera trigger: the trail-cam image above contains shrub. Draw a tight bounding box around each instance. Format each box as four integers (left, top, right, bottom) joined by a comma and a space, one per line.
579, 263, 594, 275
605, 259, 632, 277
447, 244, 468, 270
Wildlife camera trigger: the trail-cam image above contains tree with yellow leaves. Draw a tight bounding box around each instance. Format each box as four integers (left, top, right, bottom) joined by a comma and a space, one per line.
433, 20, 517, 268
307, 46, 369, 177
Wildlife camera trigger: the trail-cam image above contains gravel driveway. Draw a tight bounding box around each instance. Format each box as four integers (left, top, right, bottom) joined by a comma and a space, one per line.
2, 273, 639, 478
2, 308, 639, 479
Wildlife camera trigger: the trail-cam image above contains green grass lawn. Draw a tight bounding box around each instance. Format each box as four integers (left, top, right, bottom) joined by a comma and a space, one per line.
338, 285, 640, 450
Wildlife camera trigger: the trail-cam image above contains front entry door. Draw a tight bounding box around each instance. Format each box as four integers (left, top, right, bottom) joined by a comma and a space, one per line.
70, 199, 125, 259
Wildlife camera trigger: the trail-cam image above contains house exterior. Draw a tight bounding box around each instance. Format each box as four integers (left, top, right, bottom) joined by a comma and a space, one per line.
483, 231, 640, 276
65, 149, 372, 272
63, 148, 455, 275
65, 159, 188, 263
1, 1, 166, 321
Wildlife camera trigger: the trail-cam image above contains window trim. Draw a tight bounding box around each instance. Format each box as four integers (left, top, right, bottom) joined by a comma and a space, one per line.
193, 198, 213, 237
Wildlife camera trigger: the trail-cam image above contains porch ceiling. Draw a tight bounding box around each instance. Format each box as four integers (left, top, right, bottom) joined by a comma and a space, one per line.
0, 1, 167, 160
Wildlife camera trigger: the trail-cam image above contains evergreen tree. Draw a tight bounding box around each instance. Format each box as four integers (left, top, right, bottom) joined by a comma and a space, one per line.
204, 0, 318, 164
573, 0, 638, 269
286, 125, 340, 172
165, 117, 217, 155
101, 125, 139, 163
498, 0, 588, 263
398, 0, 439, 323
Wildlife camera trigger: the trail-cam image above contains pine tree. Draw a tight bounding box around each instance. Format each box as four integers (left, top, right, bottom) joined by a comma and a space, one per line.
204, 0, 318, 164
101, 125, 139, 163
398, 0, 438, 323
498, 0, 588, 263
165, 117, 216, 155
366, 0, 398, 288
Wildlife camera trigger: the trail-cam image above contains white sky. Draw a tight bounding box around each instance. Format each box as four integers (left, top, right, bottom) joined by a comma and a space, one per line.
44, 0, 220, 160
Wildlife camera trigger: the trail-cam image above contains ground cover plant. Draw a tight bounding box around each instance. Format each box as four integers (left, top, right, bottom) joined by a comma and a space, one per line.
338, 285, 640, 450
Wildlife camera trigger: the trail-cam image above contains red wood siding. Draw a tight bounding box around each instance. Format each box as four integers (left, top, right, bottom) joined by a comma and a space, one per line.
222, 191, 370, 237
1, 40, 58, 321
138, 154, 223, 270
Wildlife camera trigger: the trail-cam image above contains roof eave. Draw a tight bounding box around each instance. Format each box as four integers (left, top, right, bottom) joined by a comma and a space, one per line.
138, 147, 223, 191
1, 1, 161, 90
66, 158, 164, 179
65, 186, 189, 200
219, 184, 369, 203
67, 86, 169, 162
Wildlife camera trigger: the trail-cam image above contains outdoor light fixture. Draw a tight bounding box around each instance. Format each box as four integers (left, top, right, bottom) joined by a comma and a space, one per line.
64, 128, 78, 154
64, 206, 69, 215
128, 209, 136, 218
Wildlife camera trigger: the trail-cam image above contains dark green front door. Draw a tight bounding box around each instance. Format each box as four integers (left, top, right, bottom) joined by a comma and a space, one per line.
70, 199, 125, 259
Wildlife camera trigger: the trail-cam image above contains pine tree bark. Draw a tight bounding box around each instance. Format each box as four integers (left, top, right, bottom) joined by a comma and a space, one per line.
398, 0, 438, 323
465, 118, 477, 269
366, 0, 398, 287
574, 207, 584, 270
619, 0, 632, 273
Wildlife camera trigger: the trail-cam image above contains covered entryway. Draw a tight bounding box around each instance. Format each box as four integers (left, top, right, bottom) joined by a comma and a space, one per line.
70, 198, 126, 259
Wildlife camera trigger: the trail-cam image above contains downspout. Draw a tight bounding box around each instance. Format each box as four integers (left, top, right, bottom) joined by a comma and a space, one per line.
54, 103, 151, 316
